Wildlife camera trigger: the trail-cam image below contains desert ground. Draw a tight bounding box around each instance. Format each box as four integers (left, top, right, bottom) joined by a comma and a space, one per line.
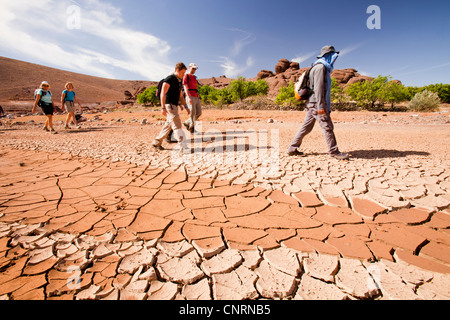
0, 107, 449, 300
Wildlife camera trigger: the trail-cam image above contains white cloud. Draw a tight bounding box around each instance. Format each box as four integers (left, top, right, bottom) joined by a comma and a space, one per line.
358, 70, 372, 77
292, 51, 316, 65
220, 56, 255, 78
292, 43, 364, 67
339, 43, 365, 57
0, 0, 174, 80
228, 28, 255, 57
218, 29, 255, 78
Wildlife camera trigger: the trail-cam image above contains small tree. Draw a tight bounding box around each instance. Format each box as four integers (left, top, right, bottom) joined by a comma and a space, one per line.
380, 80, 409, 108
423, 84, 450, 104
331, 78, 349, 110
198, 85, 216, 105
229, 77, 247, 102
275, 82, 303, 108
405, 84, 450, 104
251, 79, 269, 97
200, 78, 269, 106
408, 90, 441, 112
346, 79, 378, 109
137, 86, 158, 106
346, 75, 408, 110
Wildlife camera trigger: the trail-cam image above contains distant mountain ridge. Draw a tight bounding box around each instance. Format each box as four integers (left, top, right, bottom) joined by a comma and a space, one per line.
0, 56, 156, 103
0, 56, 386, 105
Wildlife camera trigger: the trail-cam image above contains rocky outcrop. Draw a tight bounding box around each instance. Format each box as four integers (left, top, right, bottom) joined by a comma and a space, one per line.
124, 90, 133, 100
199, 75, 232, 89
331, 69, 359, 84
124, 87, 147, 101
347, 76, 374, 85
257, 70, 275, 80
275, 59, 291, 74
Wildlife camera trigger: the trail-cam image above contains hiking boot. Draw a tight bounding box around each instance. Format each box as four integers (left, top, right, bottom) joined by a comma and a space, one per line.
152, 142, 164, 150
330, 152, 350, 160
43, 126, 49, 132
165, 130, 176, 143
65, 124, 71, 130
50, 129, 58, 135
286, 150, 305, 157
165, 136, 176, 144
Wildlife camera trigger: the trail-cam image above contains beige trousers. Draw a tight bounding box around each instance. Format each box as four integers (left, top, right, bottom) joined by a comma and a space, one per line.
153, 104, 186, 147
184, 96, 202, 130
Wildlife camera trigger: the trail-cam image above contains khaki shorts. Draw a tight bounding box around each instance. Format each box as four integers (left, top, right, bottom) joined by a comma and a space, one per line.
64, 101, 75, 114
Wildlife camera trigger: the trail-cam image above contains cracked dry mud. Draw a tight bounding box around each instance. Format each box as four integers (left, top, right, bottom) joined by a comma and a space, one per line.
0, 110, 449, 300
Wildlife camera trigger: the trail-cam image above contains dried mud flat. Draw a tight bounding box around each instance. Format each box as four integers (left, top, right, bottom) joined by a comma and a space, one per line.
0, 109, 449, 300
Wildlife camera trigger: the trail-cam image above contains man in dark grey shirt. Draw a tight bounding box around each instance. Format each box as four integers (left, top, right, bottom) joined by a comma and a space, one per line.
287, 45, 349, 160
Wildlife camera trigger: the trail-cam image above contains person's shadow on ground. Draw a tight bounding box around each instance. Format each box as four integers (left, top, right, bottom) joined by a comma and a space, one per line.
349, 149, 430, 159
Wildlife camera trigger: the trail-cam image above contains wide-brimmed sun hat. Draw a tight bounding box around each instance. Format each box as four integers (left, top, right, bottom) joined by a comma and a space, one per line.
317, 45, 340, 58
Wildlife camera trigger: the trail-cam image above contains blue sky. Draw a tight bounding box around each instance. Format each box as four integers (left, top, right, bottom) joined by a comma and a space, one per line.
0, 0, 448, 86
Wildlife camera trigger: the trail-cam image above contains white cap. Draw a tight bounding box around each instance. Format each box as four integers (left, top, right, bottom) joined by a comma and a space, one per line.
40, 81, 50, 88
189, 63, 198, 70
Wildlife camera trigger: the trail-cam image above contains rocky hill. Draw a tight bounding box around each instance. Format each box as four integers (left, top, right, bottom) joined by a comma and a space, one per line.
0, 56, 157, 105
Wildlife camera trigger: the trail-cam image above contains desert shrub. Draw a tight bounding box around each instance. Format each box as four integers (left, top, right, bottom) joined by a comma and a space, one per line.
246, 78, 269, 97
275, 82, 304, 108
198, 85, 216, 105
380, 80, 409, 108
428, 84, 450, 103
228, 77, 269, 102
137, 86, 158, 105
229, 77, 247, 102
346, 77, 379, 110
198, 85, 232, 106
199, 78, 269, 106
346, 75, 409, 110
408, 90, 441, 112
331, 78, 352, 111
405, 84, 450, 103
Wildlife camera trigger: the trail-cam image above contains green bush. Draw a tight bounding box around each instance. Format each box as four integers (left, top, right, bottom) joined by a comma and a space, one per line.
137, 86, 158, 105
229, 77, 246, 102
346, 75, 409, 110
405, 84, 450, 103
198, 78, 269, 106
275, 82, 303, 108
408, 90, 441, 112
246, 78, 269, 97
198, 85, 231, 106
428, 84, 450, 103
228, 77, 269, 102
331, 78, 351, 110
